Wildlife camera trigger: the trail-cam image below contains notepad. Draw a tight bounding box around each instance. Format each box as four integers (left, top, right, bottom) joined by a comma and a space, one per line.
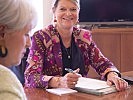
75, 77, 117, 95
46, 88, 77, 96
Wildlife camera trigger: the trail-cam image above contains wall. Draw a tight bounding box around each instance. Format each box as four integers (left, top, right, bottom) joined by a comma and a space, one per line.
43, 0, 53, 27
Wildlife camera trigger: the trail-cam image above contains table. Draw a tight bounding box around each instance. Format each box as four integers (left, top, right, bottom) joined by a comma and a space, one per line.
24, 71, 133, 100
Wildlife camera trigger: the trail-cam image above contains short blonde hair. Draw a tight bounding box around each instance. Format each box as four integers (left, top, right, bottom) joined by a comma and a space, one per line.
0, 0, 37, 32
52, 0, 80, 9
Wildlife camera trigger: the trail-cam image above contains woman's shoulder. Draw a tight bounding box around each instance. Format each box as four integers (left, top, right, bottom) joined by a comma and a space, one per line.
73, 27, 92, 45
80, 28, 92, 35
0, 64, 14, 75
33, 24, 56, 38
0, 65, 26, 99
73, 26, 92, 36
0, 64, 22, 88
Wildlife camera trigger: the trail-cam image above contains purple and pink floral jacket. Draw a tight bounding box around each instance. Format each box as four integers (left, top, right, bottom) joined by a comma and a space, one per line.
24, 25, 119, 88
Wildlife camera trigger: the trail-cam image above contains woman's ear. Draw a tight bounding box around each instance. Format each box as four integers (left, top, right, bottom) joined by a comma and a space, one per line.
52, 7, 56, 13
0, 25, 6, 31
0, 32, 5, 44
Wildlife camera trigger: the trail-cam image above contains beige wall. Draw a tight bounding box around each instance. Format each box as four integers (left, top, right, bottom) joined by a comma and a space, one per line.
43, 0, 53, 27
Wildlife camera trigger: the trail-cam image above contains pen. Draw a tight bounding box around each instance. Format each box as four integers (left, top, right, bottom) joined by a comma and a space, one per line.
65, 68, 74, 73
65, 68, 82, 77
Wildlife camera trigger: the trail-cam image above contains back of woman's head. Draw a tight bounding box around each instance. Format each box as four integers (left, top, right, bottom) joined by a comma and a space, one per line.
0, 0, 37, 33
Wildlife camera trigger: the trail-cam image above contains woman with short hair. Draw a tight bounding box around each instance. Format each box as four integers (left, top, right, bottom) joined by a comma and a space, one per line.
0, 0, 37, 99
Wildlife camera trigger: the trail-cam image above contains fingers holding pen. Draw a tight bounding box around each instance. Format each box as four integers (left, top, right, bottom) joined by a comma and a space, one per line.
66, 73, 80, 81
65, 68, 81, 81
64, 68, 81, 88
64, 74, 78, 88
73, 68, 80, 73
65, 68, 81, 76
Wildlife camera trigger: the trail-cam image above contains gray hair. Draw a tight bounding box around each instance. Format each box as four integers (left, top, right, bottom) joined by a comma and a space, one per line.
0, 0, 37, 32
52, 0, 80, 9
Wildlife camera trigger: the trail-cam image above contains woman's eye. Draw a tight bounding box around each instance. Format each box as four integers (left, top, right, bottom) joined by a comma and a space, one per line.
70, 8, 77, 12
60, 8, 66, 11
25, 33, 30, 38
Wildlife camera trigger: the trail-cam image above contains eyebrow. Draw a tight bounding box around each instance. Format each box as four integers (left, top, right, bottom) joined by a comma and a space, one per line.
58, 6, 77, 8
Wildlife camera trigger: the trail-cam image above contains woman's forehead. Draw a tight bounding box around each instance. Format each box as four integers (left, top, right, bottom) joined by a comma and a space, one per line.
53, 0, 79, 7
55, 0, 80, 9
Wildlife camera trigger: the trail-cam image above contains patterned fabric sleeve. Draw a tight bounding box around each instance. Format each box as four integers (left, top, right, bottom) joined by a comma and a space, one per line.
24, 30, 53, 88
82, 30, 119, 79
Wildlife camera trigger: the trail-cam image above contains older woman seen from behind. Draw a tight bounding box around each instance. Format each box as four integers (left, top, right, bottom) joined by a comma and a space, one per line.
0, 0, 37, 99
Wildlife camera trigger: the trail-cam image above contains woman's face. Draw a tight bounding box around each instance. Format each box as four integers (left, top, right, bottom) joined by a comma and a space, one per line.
2, 26, 31, 67
54, 0, 79, 29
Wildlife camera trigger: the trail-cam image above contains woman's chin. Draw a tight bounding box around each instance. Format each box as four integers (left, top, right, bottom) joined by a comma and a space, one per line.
17, 60, 22, 66
12, 60, 21, 67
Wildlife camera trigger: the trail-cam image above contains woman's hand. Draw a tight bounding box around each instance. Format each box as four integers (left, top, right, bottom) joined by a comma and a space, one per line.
60, 68, 81, 88
107, 72, 128, 91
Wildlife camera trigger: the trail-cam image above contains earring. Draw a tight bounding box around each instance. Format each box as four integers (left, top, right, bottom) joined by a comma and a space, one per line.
0, 46, 8, 57
54, 18, 57, 23
53, 17, 57, 27
0, 27, 8, 57
76, 20, 79, 25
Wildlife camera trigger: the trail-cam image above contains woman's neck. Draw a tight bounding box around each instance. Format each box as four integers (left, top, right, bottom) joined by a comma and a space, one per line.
56, 26, 73, 48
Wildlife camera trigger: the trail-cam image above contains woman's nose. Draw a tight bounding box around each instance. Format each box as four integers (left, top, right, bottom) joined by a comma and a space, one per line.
66, 10, 72, 16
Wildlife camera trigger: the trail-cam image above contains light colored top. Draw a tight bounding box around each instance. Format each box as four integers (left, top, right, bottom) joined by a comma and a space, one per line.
0, 64, 26, 100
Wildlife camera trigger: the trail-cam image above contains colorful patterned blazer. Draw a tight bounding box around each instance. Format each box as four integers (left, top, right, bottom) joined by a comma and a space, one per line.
24, 25, 119, 88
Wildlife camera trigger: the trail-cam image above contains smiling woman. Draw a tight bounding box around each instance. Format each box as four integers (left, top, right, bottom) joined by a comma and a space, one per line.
24, 0, 128, 92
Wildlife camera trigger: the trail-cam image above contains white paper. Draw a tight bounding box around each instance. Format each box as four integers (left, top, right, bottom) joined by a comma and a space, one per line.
76, 77, 112, 90
46, 88, 77, 96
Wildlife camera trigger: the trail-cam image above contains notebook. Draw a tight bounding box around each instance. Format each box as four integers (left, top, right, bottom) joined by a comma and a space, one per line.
75, 77, 117, 96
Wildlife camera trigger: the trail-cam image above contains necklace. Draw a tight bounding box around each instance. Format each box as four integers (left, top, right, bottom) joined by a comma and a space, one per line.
65, 47, 71, 59
58, 32, 72, 59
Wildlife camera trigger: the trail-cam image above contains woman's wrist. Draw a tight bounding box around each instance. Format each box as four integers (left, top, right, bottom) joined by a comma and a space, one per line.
105, 71, 121, 80
49, 76, 61, 88
107, 72, 118, 79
